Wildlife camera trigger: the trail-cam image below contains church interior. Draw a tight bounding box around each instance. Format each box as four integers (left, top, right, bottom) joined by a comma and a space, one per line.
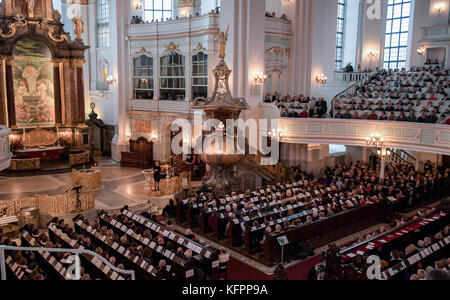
0, 0, 449, 282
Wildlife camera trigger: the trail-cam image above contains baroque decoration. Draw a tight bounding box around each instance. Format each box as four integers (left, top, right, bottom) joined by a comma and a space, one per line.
164, 42, 180, 54
0, 0, 89, 130
192, 26, 248, 195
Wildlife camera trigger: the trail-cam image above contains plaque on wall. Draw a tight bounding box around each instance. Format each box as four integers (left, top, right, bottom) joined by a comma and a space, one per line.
133, 119, 152, 134
178, 0, 195, 8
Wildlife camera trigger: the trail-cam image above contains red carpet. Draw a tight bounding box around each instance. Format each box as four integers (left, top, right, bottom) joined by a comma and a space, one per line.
227, 257, 272, 280
226, 255, 321, 280
286, 255, 321, 280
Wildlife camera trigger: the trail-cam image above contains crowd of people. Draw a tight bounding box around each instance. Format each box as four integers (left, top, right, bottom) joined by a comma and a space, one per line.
130, 15, 144, 24
178, 159, 449, 259
271, 64, 450, 125
265, 93, 329, 119
331, 65, 450, 124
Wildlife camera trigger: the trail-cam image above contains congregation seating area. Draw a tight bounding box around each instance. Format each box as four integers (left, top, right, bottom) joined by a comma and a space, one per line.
321, 205, 449, 280
332, 66, 450, 124
175, 161, 450, 266
0, 207, 221, 280
274, 65, 450, 125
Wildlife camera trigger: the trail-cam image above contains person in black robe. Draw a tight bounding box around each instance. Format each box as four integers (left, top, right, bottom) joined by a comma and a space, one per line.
153, 161, 162, 191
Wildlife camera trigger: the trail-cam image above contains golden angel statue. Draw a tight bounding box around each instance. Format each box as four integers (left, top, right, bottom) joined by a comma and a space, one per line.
72, 17, 84, 40
217, 26, 229, 60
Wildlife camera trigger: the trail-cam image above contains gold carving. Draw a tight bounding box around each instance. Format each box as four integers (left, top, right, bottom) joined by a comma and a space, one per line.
23, 127, 58, 148
164, 42, 180, 53
135, 47, 152, 56
0, 16, 28, 39
267, 47, 290, 57
192, 43, 206, 54
72, 17, 84, 40
216, 26, 229, 60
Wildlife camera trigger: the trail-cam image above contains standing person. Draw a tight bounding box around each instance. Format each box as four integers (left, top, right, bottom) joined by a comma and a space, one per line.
153, 161, 162, 191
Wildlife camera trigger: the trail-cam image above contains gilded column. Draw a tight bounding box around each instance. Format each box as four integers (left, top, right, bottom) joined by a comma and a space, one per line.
4, 57, 16, 128
0, 58, 7, 125
52, 59, 63, 125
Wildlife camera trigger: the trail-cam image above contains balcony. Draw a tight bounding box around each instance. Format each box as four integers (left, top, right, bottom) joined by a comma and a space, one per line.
0, 125, 11, 171
129, 13, 220, 40
421, 25, 450, 42
129, 99, 191, 114
278, 118, 450, 155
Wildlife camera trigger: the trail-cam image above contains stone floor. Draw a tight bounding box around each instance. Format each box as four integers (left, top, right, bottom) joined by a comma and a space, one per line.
0, 158, 152, 211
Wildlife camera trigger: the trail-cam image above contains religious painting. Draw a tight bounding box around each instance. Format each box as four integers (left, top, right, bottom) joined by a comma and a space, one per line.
133, 119, 152, 134
13, 38, 55, 127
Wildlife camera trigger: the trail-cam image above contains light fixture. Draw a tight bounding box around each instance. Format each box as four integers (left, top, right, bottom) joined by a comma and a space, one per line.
268, 128, 284, 140
417, 48, 425, 56
435, 3, 444, 12
367, 49, 379, 59
365, 133, 385, 147
151, 131, 158, 141
316, 74, 327, 85
254, 72, 267, 84
135, 0, 143, 10
106, 75, 116, 85
126, 132, 132, 140
377, 148, 391, 158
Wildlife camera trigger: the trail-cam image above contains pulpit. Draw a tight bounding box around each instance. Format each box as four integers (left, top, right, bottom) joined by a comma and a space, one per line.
121, 137, 154, 169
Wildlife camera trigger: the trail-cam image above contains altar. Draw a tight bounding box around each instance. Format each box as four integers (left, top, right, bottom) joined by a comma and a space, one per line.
17, 146, 64, 161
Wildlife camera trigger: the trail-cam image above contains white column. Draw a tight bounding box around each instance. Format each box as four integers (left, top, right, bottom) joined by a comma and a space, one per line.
111, 0, 131, 162
380, 156, 386, 179
220, 0, 265, 119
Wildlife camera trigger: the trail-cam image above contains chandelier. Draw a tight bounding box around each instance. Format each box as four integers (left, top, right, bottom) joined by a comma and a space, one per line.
365, 133, 384, 147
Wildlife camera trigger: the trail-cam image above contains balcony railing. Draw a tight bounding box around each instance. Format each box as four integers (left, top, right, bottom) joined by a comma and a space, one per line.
0, 125, 11, 171
129, 99, 191, 114
421, 25, 450, 41
278, 118, 450, 156
333, 71, 371, 83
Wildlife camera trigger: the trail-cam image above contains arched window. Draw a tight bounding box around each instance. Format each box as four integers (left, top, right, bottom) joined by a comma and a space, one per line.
383, 0, 412, 69
144, 0, 173, 22
133, 55, 154, 100
192, 51, 208, 99
160, 52, 186, 100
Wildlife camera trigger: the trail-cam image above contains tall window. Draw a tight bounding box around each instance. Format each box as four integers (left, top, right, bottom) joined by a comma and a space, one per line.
160, 52, 186, 100
335, 0, 346, 70
97, 0, 109, 48
383, 0, 411, 69
144, 0, 173, 22
133, 55, 154, 100
192, 52, 208, 99
52, 0, 62, 14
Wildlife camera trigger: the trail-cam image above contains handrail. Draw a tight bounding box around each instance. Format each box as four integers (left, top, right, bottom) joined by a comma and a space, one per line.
0, 245, 136, 280
333, 72, 374, 99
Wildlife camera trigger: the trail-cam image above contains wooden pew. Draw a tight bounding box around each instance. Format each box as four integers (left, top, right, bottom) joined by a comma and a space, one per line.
21, 231, 68, 280
262, 201, 385, 265
74, 219, 161, 280
98, 213, 195, 280
48, 223, 129, 280
121, 208, 220, 280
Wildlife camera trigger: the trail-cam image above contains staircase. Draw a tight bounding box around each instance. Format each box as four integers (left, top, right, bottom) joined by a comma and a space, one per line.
388, 148, 417, 167
239, 154, 290, 183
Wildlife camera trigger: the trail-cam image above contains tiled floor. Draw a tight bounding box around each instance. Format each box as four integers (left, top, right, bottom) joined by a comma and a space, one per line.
0, 158, 152, 211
